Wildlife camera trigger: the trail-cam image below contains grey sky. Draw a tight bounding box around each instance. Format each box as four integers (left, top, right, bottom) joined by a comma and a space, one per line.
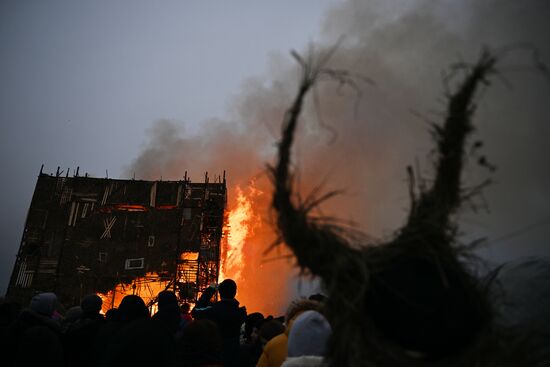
2, 0, 550, 302
0, 0, 336, 295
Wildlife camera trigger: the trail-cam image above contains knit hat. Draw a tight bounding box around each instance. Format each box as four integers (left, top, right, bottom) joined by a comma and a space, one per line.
287, 310, 332, 357
29, 292, 57, 317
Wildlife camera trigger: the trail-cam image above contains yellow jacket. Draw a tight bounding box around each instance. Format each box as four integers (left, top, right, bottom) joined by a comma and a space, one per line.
256, 332, 288, 367
257, 313, 305, 367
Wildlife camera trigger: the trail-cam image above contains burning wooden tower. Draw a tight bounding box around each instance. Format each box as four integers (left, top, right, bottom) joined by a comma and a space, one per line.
7, 166, 227, 310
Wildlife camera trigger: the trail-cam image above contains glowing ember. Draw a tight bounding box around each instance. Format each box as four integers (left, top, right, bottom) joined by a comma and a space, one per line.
99, 204, 149, 213
115, 204, 148, 212
220, 184, 262, 283
156, 205, 178, 210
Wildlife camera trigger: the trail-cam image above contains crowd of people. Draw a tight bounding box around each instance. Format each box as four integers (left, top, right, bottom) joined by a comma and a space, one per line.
0, 278, 332, 367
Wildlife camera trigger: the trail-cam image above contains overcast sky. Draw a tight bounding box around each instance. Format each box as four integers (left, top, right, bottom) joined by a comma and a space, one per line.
0, 0, 336, 295
2, 0, 549, 301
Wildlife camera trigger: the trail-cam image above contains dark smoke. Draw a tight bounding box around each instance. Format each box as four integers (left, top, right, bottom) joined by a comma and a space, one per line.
127, 0, 550, 314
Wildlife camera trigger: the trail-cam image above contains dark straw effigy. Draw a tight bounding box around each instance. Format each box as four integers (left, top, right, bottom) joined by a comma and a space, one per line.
269, 50, 542, 366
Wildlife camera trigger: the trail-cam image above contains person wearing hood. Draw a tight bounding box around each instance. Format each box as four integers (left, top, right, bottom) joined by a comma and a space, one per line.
98, 294, 177, 367
6, 292, 65, 366
192, 279, 247, 367
281, 310, 332, 367
92, 294, 150, 366
257, 299, 322, 367
152, 290, 181, 336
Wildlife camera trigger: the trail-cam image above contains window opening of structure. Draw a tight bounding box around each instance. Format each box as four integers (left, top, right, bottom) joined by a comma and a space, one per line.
125, 258, 145, 270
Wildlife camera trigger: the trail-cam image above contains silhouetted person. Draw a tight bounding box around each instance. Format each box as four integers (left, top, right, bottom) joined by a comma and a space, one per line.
104, 308, 120, 322
152, 290, 181, 336
243, 319, 286, 366
176, 319, 224, 367
103, 317, 176, 367
6, 292, 64, 367
192, 279, 247, 367
93, 294, 150, 366
61, 306, 83, 332
259, 319, 285, 347
99, 294, 175, 367
64, 294, 104, 367
243, 312, 265, 344
240, 312, 265, 366
117, 294, 149, 322
257, 298, 322, 367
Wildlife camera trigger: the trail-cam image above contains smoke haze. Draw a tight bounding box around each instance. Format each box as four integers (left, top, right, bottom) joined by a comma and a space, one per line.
127, 0, 550, 315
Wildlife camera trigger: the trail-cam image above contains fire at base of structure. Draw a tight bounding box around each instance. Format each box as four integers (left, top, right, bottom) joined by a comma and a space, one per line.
7, 167, 227, 312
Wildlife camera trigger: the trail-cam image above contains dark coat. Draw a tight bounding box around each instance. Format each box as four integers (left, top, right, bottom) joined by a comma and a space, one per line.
5, 309, 64, 367
192, 286, 247, 367
63, 314, 104, 367
102, 318, 176, 367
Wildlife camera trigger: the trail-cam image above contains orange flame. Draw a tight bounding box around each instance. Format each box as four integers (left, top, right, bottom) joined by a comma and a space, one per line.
220, 180, 295, 316
98, 252, 202, 314
97, 181, 294, 317
98, 272, 172, 314
220, 183, 262, 283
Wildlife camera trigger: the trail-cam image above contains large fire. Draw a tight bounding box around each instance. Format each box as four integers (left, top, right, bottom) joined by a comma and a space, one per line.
98, 180, 294, 316
222, 180, 295, 317
219, 184, 262, 283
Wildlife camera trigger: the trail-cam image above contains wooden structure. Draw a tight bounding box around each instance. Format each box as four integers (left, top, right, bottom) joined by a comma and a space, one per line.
7, 166, 227, 309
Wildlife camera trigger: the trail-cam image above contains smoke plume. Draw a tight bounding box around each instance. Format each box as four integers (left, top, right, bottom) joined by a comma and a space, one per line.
127, 0, 550, 315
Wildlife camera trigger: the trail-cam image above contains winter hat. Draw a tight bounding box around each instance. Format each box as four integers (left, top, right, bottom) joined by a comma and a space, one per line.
287, 310, 332, 357
29, 292, 57, 317
81, 294, 103, 314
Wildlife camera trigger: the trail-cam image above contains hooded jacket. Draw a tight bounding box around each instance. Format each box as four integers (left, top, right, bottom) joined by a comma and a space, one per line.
6, 292, 64, 366
279, 311, 331, 367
